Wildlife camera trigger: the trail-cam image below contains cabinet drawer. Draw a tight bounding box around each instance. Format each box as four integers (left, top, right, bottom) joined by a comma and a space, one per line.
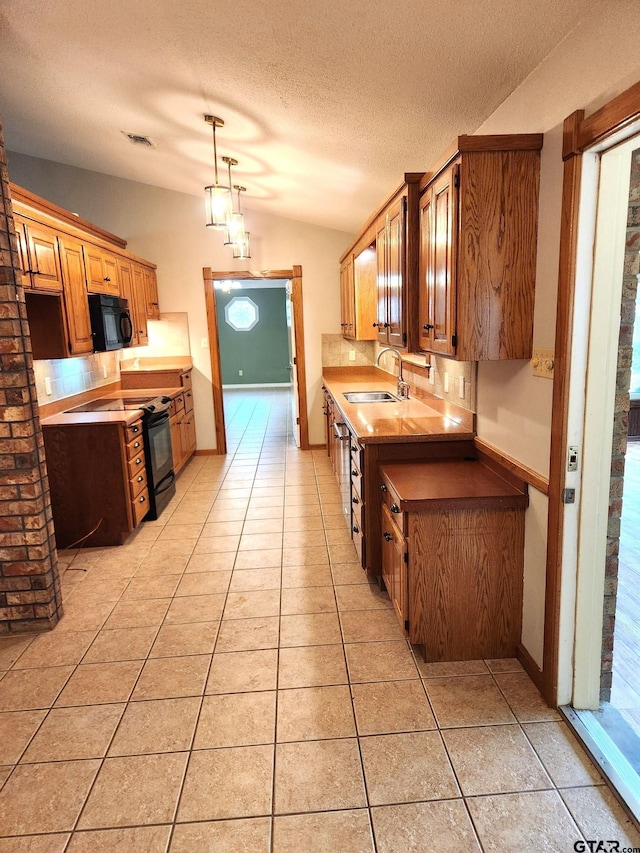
352, 523, 365, 565
131, 488, 150, 525
380, 479, 406, 535
350, 458, 363, 497
127, 452, 146, 479
129, 467, 148, 499
351, 483, 364, 531
184, 389, 194, 414
126, 434, 145, 460
181, 371, 192, 391
173, 394, 186, 414
125, 421, 143, 444
350, 437, 363, 470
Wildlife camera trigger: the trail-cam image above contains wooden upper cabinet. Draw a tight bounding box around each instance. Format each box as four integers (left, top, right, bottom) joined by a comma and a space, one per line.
14, 217, 64, 292
58, 236, 93, 355
85, 246, 119, 296
131, 264, 149, 344
417, 136, 543, 360
339, 255, 355, 337
419, 163, 458, 357
376, 196, 406, 348
143, 267, 160, 319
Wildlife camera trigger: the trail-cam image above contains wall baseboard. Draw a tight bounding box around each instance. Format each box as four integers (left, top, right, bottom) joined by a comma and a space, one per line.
517, 643, 544, 693
194, 449, 221, 456
222, 383, 293, 389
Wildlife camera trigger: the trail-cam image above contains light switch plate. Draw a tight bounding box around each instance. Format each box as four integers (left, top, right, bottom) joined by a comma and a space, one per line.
44, 376, 52, 396
532, 348, 555, 379
444, 372, 449, 392
348, 349, 356, 362
458, 377, 465, 399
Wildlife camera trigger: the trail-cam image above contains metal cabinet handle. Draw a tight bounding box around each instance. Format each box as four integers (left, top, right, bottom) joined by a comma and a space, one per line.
383, 531, 392, 541
133, 441, 141, 449
353, 524, 359, 534
139, 495, 146, 503
351, 469, 358, 477
104, 277, 111, 282
390, 503, 400, 513
131, 425, 140, 433
383, 322, 390, 328
135, 457, 143, 465
423, 323, 434, 330
352, 496, 359, 504
380, 484, 387, 492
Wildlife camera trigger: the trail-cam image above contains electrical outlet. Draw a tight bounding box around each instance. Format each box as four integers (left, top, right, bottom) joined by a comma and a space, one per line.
443, 372, 449, 393
532, 348, 555, 379
429, 366, 435, 385
458, 377, 465, 399
201, 337, 208, 349
238, 370, 243, 376
102, 364, 108, 378
348, 349, 356, 362
44, 376, 52, 396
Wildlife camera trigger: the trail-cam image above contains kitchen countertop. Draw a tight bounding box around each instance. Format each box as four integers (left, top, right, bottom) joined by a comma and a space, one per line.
40, 387, 182, 427
119, 356, 192, 374
322, 366, 474, 444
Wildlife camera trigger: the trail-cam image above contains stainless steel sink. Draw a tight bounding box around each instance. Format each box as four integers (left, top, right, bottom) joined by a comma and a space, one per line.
343, 391, 399, 403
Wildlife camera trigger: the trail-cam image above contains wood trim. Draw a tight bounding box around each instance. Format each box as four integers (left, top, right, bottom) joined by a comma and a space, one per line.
10, 183, 128, 248
339, 174, 425, 264
420, 133, 544, 192
291, 265, 310, 450
544, 136, 584, 707
194, 449, 221, 456
562, 110, 586, 160
203, 266, 310, 454
577, 80, 640, 153
210, 270, 293, 280
474, 438, 549, 495
203, 267, 227, 455
517, 642, 544, 693
308, 443, 325, 450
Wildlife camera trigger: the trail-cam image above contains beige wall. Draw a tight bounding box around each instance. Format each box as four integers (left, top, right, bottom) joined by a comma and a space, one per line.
6, 152, 352, 448
472, 0, 640, 667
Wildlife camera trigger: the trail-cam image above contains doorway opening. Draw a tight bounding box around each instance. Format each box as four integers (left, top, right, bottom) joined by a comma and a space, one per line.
203, 267, 309, 455
553, 109, 640, 821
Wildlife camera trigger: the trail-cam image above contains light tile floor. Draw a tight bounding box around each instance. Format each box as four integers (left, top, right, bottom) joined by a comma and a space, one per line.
0, 388, 639, 851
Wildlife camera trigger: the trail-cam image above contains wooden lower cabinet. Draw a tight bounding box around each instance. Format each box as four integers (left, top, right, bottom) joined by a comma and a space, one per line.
379, 459, 528, 662
43, 417, 149, 548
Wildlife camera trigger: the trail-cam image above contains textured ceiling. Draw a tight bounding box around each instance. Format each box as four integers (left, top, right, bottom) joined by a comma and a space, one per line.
0, 0, 599, 233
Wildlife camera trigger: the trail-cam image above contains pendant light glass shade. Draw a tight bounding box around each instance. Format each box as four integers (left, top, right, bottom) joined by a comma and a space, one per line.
232, 232, 251, 259
225, 184, 248, 247
204, 115, 232, 229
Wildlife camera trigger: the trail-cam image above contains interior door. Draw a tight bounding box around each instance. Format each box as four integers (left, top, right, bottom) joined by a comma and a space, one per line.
286, 279, 301, 448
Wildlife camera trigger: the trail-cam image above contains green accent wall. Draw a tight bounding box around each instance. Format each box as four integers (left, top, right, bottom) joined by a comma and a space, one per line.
216, 288, 291, 385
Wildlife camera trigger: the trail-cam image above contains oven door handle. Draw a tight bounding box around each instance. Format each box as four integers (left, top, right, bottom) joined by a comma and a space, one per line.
155, 470, 176, 496
147, 409, 171, 428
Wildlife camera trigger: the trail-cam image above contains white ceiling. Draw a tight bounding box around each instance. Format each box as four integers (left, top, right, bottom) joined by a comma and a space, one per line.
0, 0, 600, 234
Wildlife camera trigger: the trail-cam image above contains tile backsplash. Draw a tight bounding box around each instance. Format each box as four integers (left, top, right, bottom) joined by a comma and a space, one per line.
33, 312, 192, 406
321, 334, 376, 367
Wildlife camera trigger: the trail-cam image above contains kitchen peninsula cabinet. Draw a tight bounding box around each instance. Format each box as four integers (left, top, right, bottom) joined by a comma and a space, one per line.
43, 416, 150, 547
418, 135, 543, 360
379, 459, 528, 661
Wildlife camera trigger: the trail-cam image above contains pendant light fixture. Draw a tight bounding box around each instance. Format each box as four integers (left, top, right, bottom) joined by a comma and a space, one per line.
232, 229, 251, 259
225, 183, 248, 247
204, 115, 232, 229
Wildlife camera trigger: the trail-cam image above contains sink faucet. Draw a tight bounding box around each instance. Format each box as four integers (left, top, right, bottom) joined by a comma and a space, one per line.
376, 347, 410, 399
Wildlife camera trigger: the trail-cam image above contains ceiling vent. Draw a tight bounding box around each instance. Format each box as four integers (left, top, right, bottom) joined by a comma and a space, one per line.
122, 132, 156, 149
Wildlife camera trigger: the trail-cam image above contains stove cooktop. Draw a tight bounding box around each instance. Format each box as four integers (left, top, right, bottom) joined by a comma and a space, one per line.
67, 395, 169, 413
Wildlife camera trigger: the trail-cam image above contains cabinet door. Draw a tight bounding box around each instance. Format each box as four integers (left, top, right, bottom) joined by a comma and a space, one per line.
381, 502, 407, 629
339, 257, 355, 338
418, 188, 434, 352
183, 414, 197, 453
25, 222, 63, 291
143, 267, 160, 319
117, 260, 137, 347
170, 413, 183, 472
352, 246, 377, 341
386, 197, 405, 348
85, 246, 119, 295
12, 216, 33, 289
375, 221, 388, 344
58, 236, 93, 355
131, 264, 149, 345
430, 163, 458, 356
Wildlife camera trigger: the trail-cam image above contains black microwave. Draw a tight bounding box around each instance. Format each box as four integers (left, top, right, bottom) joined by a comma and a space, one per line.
88, 294, 133, 352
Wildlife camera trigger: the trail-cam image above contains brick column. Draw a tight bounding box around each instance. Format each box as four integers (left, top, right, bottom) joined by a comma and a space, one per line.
0, 118, 62, 633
